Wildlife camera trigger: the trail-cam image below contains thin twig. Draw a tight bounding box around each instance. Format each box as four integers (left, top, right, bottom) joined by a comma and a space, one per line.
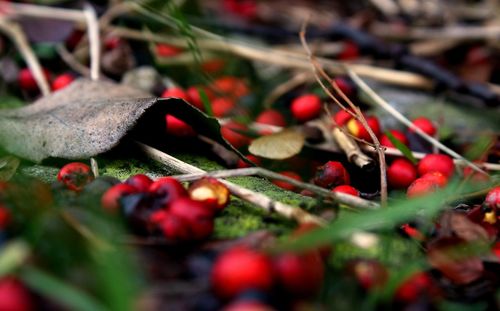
135, 142, 328, 226
0, 18, 50, 96
263, 71, 313, 108
1, 2, 86, 22
347, 69, 488, 176
83, 4, 100, 81
56, 45, 91, 77
171, 168, 380, 210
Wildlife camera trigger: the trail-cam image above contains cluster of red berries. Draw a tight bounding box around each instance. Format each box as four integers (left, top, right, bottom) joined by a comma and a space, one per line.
313, 161, 360, 197
18, 68, 75, 94
211, 224, 327, 309
101, 175, 230, 242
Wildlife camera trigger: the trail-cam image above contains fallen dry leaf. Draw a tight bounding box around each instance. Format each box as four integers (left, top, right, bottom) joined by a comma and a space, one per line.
248, 128, 305, 160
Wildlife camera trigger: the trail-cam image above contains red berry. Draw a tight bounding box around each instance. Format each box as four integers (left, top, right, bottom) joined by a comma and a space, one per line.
101, 183, 138, 211
161, 87, 189, 101
420, 172, 448, 188
347, 259, 388, 290
346, 116, 381, 142
332, 185, 359, 197
213, 76, 249, 99
237, 155, 261, 168
387, 159, 417, 189
338, 41, 359, 60
290, 94, 322, 122
159, 212, 191, 241
148, 209, 169, 226
51, 73, 75, 91
411, 117, 436, 136
484, 187, 500, 209
417, 154, 455, 178
0, 277, 32, 311
313, 161, 350, 189
256, 109, 286, 127
407, 178, 439, 198
188, 177, 230, 212
169, 197, 214, 240
125, 174, 153, 192
332, 109, 353, 126
0, 205, 10, 229
201, 59, 225, 74
272, 171, 301, 191
463, 164, 489, 183
149, 177, 188, 207
212, 246, 273, 298
395, 272, 434, 302
212, 98, 235, 117
57, 162, 94, 192
223, 0, 257, 20
104, 37, 121, 50
332, 77, 355, 97
273, 251, 324, 297
18, 68, 50, 92
187, 85, 213, 110
165, 115, 196, 137
221, 121, 251, 149
155, 44, 183, 57
223, 300, 274, 311
380, 130, 409, 148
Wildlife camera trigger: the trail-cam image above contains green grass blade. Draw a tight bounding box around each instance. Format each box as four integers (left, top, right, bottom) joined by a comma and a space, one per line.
385, 130, 417, 164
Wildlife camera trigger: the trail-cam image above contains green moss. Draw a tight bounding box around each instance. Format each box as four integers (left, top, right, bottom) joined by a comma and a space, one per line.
19, 165, 59, 183
98, 158, 174, 180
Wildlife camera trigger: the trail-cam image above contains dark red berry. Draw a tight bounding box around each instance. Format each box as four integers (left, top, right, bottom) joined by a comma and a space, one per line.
395, 272, 434, 302
237, 155, 261, 168
417, 154, 455, 178
0, 277, 32, 311
188, 177, 230, 212
380, 130, 409, 148
407, 178, 439, 198
332, 109, 353, 126
346, 116, 381, 142
101, 183, 138, 211
165, 115, 196, 137
272, 171, 301, 191
273, 251, 324, 297
155, 44, 183, 57
212, 98, 235, 118
290, 94, 322, 122
0, 205, 10, 229
212, 246, 273, 298
332, 77, 355, 97
484, 187, 500, 210
57, 162, 94, 192
338, 41, 359, 60
159, 212, 191, 241
223, 0, 257, 20
149, 177, 188, 207
125, 174, 153, 192
18, 68, 50, 93
387, 159, 417, 189
51, 73, 75, 91
221, 121, 251, 149
332, 185, 359, 196
313, 161, 350, 189
148, 209, 169, 227
169, 198, 214, 240
256, 109, 286, 127
410, 117, 436, 136
201, 59, 225, 74
161, 87, 189, 101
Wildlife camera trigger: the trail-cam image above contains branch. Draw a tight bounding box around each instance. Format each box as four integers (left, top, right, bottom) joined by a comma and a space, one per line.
83, 4, 100, 81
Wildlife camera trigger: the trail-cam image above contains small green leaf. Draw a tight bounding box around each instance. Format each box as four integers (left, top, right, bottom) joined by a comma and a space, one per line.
249, 129, 305, 160
20, 266, 107, 311
198, 87, 213, 117
385, 130, 417, 164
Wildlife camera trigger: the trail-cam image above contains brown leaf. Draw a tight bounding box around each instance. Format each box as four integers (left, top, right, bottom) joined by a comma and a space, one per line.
439, 211, 489, 242
248, 129, 305, 160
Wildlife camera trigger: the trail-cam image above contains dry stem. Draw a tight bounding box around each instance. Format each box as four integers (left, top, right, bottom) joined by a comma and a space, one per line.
83, 4, 100, 81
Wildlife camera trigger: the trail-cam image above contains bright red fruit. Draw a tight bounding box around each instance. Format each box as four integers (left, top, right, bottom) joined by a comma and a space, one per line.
387, 159, 417, 189
237, 155, 261, 168
18, 68, 50, 92
149, 177, 188, 207
187, 86, 213, 110
420, 171, 448, 188
169, 198, 214, 240
0, 277, 32, 311
161, 87, 189, 101
338, 41, 359, 60
213, 76, 249, 99
221, 121, 251, 149
332, 109, 353, 126
256, 109, 286, 127
313, 161, 350, 189
165, 115, 196, 137
159, 212, 191, 241
346, 116, 381, 142
272, 171, 302, 191
51, 73, 75, 91
484, 187, 500, 209
101, 183, 138, 211
223, 0, 257, 20
290, 94, 322, 122
212, 246, 274, 298
57, 162, 94, 192
273, 251, 324, 297
411, 117, 436, 136
332, 185, 359, 197
380, 130, 409, 148
212, 98, 235, 117
155, 44, 183, 57
407, 178, 439, 198
125, 174, 153, 192
395, 272, 434, 302
417, 154, 455, 178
